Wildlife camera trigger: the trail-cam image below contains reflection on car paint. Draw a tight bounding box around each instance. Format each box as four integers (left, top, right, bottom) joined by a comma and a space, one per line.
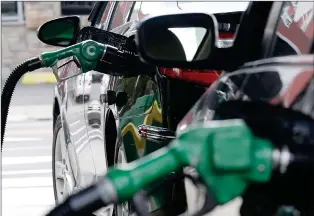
83, 73, 108, 188
119, 92, 164, 212
121, 97, 162, 158
58, 59, 96, 190
87, 100, 102, 128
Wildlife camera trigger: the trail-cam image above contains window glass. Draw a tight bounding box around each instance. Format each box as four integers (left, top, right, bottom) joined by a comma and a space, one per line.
272, 1, 314, 57
169, 27, 207, 61
109, 1, 134, 30
129, 2, 142, 22
130, 2, 249, 60
131, 2, 249, 21
129, 1, 249, 58
61, 1, 95, 15
100, 2, 114, 28
1, 1, 18, 15
1, 1, 24, 23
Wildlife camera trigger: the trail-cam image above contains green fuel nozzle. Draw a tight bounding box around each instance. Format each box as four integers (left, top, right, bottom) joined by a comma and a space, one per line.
39, 39, 141, 79
2, 38, 141, 151
108, 119, 275, 204
46, 119, 275, 216
40, 40, 106, 73
1, 39, 116, 148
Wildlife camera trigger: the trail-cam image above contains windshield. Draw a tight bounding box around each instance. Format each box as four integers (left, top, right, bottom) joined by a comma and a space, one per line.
176, 55, 314, 135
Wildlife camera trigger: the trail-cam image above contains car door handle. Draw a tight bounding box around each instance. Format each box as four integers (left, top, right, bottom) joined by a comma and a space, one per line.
138, 124, 176, 144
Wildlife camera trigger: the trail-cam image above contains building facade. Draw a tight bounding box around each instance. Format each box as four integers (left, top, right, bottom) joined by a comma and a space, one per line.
1, 1, 94, 80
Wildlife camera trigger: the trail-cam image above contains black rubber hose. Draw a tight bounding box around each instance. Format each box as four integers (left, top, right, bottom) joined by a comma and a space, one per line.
1, 57, 43, 151
46, 179, 117, 216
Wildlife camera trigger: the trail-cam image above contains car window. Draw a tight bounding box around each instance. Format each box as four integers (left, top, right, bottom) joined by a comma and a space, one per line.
129, 2, 142, 21
129, 2, 249, 59
113, 76, 158, 118
272, 1, 314, 57
130, 2, 249, 22
169, 27, 207, 61
99, 1, 114, 28
109, 1, 134, 30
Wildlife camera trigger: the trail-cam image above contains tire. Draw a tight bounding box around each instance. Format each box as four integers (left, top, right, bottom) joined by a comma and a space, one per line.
52, 115, 62, 204
52, 115, 73, 204
52, 115, 94, 215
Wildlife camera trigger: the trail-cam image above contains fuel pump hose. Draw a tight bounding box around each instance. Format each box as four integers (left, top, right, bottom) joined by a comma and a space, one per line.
46, 119, 275, 216
1, 57, 43, 150
1, 40, 118, 151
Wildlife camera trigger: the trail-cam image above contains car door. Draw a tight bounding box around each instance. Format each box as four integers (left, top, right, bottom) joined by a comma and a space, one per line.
105, 1, 164, 162
82, 1, 116, 181
103, 4, 167, 211
57, 57, 96, 190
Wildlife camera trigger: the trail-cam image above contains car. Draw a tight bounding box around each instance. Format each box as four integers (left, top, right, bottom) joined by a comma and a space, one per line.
92, 71, 104, 83
38, 1, 313, 216
87, 100, 101, 128
136, 2, 314, 214
100, 75, 110, 103
73, 72, 92, 102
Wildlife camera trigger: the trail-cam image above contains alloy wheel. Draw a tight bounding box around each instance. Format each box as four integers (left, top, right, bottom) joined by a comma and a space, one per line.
53, 127, 75, 203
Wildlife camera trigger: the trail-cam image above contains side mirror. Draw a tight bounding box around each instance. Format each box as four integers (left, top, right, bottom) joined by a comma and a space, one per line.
37, 16, 81, 47
136, 13, 219, 69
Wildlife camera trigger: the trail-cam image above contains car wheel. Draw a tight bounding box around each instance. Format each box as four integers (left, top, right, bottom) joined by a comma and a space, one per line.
53, 115, 106, 216
52, 115, 75, 204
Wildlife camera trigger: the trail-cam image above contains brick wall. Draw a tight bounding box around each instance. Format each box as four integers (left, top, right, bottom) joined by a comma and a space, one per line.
1, 2, 89, 77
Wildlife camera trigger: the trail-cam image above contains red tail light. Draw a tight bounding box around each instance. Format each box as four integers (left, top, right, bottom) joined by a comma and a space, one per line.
159, 68, 222, 86
218, 32, 235, 39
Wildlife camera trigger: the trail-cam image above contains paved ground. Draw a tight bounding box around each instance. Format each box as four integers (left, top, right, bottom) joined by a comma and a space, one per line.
1, 83, 242, 216
1, 69, 56, 89
2, 118, 54, 216
2, 68, 11, 85
2, 84, 55, 216
5, 83, 55, 106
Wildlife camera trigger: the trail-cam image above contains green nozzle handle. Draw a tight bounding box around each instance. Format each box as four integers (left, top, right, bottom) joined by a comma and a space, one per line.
104, 119, 275, 205
107, 147, 182, 203
47, 119, 275, 216
40, 40, 105, 73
